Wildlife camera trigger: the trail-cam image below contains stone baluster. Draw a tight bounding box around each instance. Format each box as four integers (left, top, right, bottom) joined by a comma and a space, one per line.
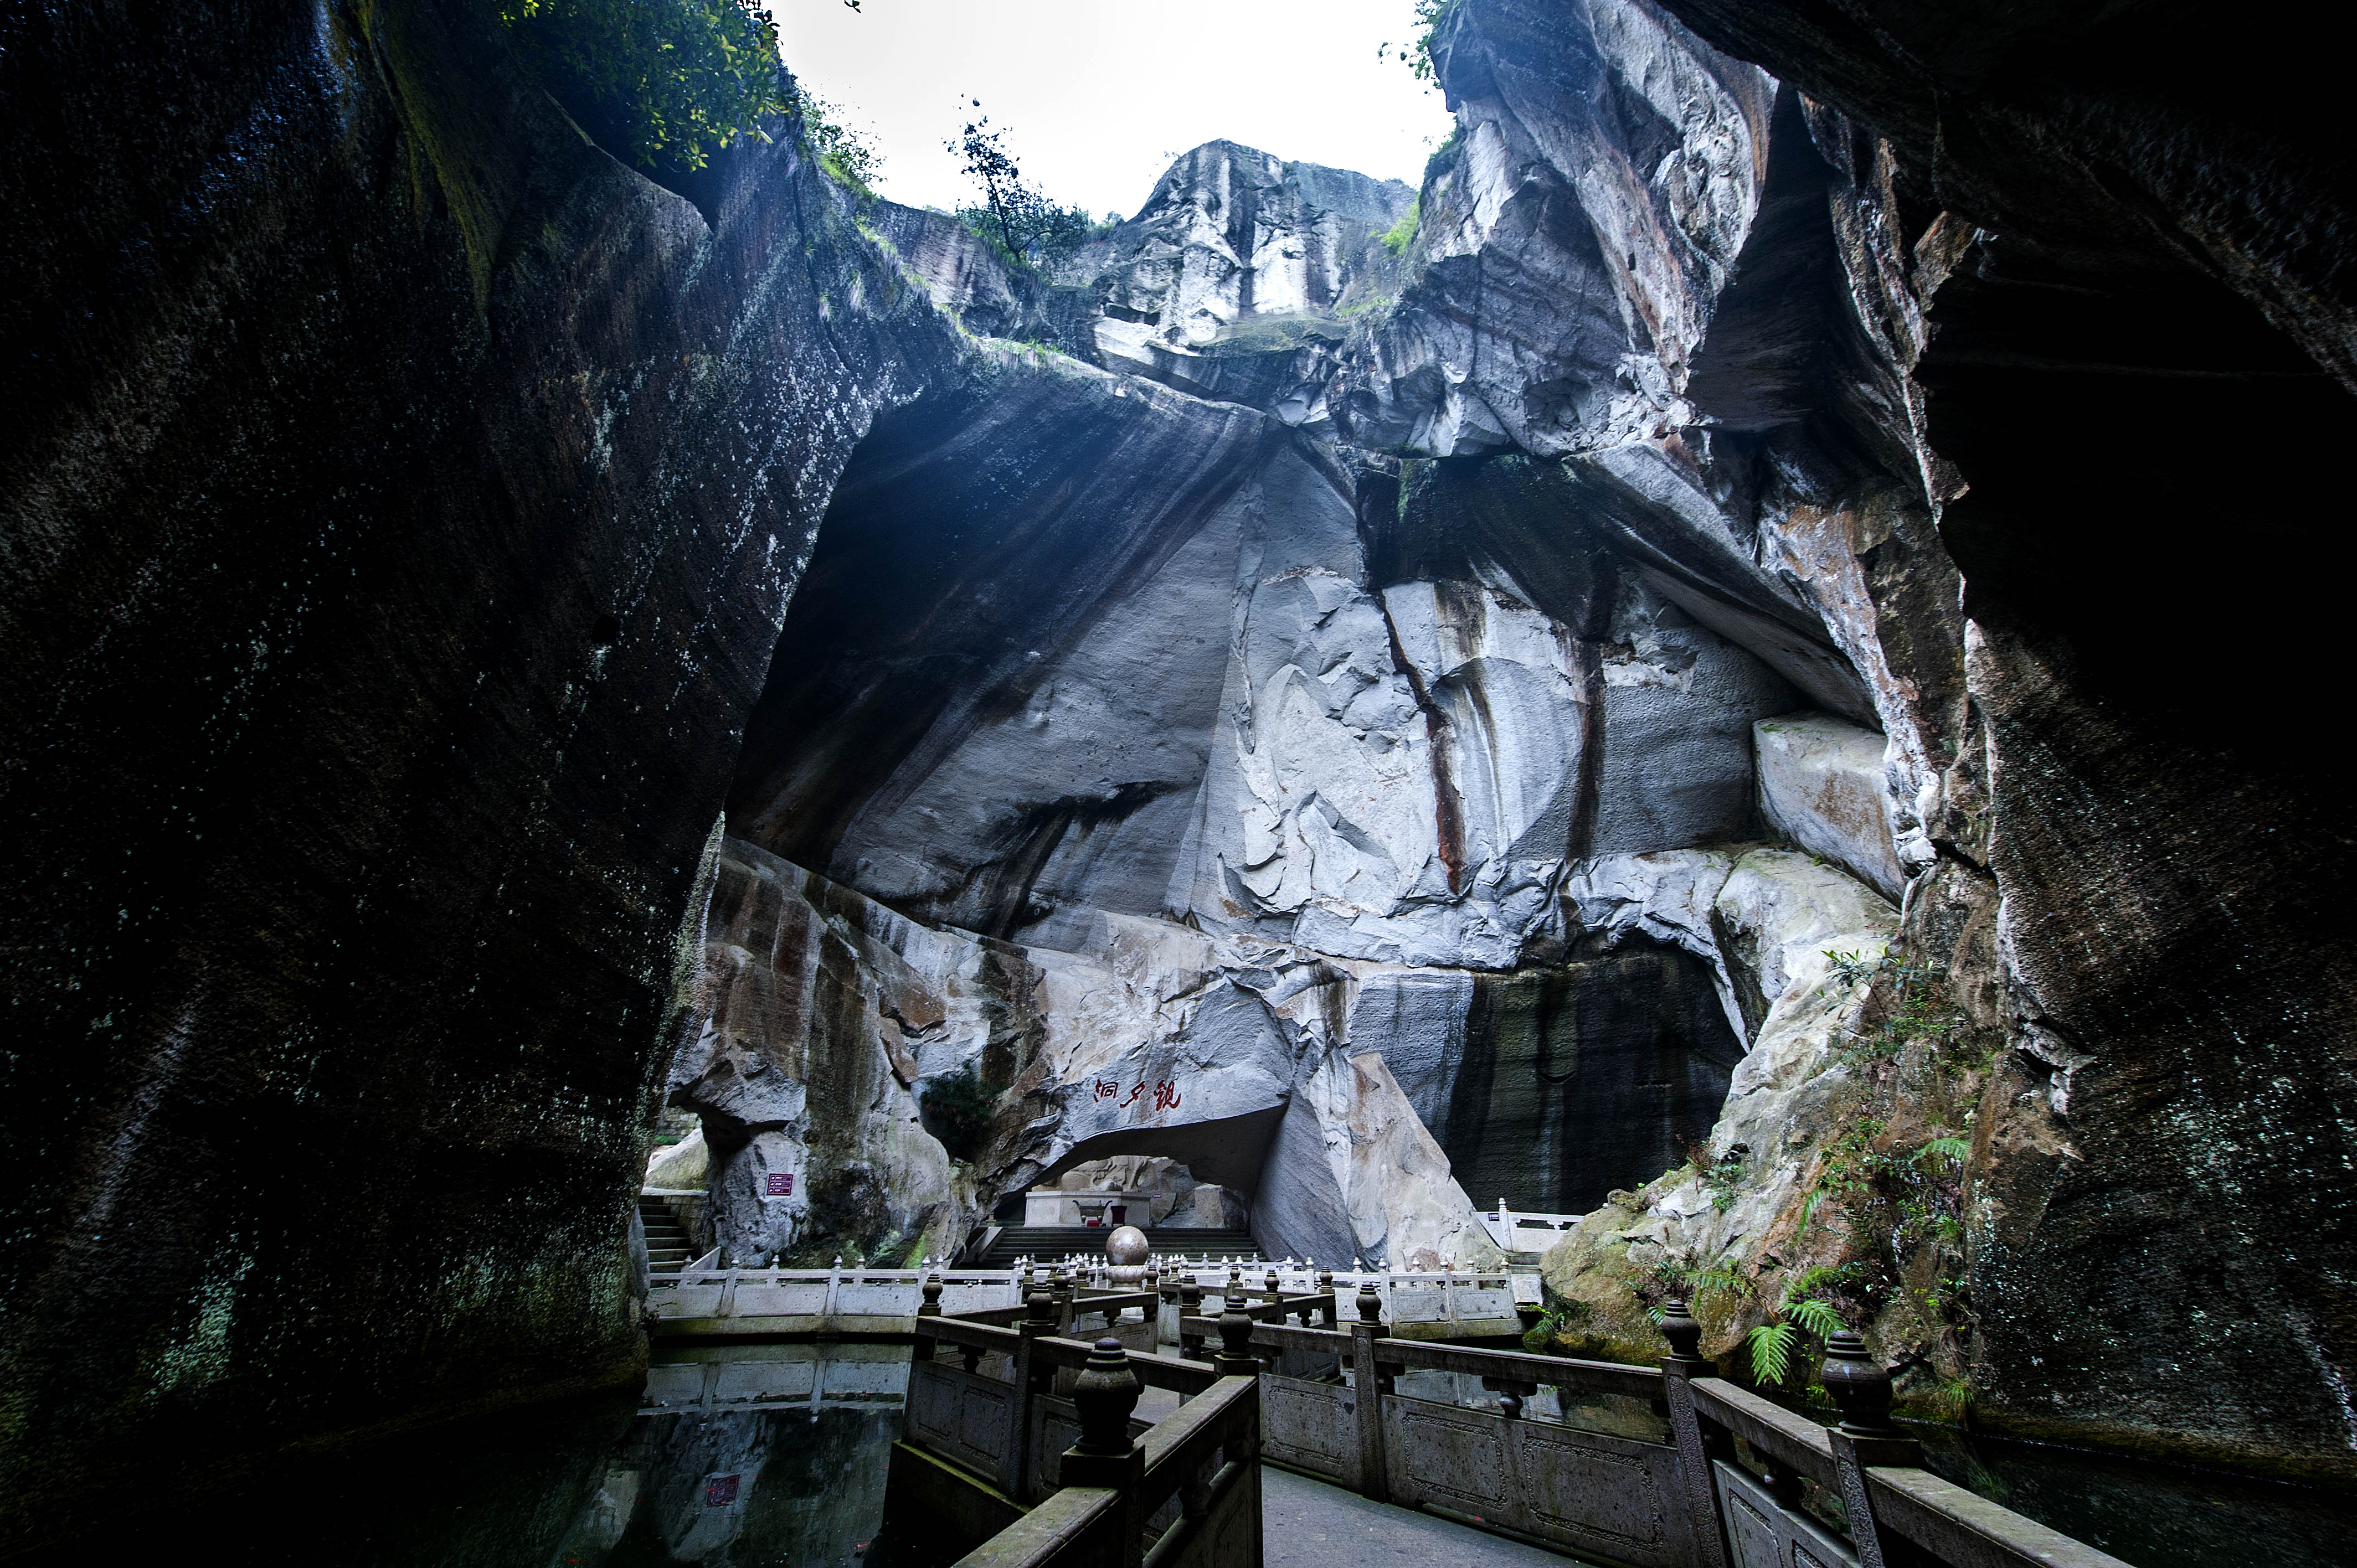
1011, 1274, 1058, 1500
1062, 1336, 1147, 1568
1821, 1329, 1919, 1568
1179, 1275, 1207, 1360
1212, 1301, 1262, 1379
1062, 1337, 1145, 1481
1658, 1297, 1731, 1568
1348, 1272, 1391, 1502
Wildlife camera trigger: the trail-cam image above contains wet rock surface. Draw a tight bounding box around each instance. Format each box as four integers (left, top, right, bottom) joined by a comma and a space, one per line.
6, 0, 2351, 1516
0, 0, 960, 1530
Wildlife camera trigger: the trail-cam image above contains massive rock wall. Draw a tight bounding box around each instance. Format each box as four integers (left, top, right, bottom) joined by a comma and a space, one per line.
669, 839, 1501, 1270
0, 0, 961, 1535
1452, 0, 2357, 1483
692, 3, 1931, 1289
9, 0, 2346, 1520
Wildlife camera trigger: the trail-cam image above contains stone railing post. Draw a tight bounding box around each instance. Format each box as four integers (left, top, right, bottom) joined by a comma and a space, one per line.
918, 1271, 943, 1318
1349, 1277, 1391, 1502
1657, 1297, 1731, 1568
1179, 1277, 1206, 1360
1212, 1302, 1261, 1379
1821, 1329, 1920, 1568
1012, 1275, 1058, 1500
1061, 1337, 1146, 1568
1316, 1268, 1336, 1327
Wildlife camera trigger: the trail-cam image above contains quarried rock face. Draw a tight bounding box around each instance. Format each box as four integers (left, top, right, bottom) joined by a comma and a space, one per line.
1752, 713, 1903, 900
663, 839, 1504, 1268
14, 0, 2344, 1514
1336, 0, 1774, 459
1078, 142, 1412, 424
0, 0, 958, 1529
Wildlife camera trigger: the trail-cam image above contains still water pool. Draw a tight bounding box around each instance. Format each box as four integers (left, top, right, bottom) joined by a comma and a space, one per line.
28, 1344, 2348, 1567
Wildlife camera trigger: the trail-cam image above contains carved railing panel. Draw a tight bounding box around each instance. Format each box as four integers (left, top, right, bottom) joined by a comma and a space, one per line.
910, 1359, 1022, 1492
1257, 1373, 1358, 1489
729, 1280, 832, 1317
712, 1356, 820, 1405
1715, 1459, 1858, 1568
1381, 1393, 1694, 1568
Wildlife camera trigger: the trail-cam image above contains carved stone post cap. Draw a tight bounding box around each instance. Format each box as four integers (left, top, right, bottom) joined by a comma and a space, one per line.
1355, 1279, 1385, 1323
1820, 1328, 1901, 1435
1070, 1335, 1144, 1456
1658, 1295, 1704, 1361
919, 1274, 945, 1316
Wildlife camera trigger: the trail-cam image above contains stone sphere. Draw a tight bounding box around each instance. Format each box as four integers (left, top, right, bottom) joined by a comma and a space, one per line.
1104, 1225, 1150, 1266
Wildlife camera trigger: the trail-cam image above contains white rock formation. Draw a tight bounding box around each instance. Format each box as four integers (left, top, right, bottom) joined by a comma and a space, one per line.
667, 838, 1503, 1267
1076, 142, 1412, 424
1711, 847, 1899, 1036
1754, 713, 1905, 899
1336, 1, 1774, 457
644, 1128, 709, 1191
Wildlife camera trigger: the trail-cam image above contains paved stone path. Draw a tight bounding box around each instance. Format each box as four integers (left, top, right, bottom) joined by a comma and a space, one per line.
1259, 1463, 1599, 1568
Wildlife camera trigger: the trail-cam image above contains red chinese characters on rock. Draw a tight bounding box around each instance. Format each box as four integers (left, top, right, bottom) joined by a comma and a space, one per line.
1089, 1078, 1182, 1115
764, 1172, 793, 1197
705, 1474, 741, 1507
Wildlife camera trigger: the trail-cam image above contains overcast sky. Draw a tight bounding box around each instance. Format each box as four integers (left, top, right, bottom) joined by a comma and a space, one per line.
776, 0, 1455, 219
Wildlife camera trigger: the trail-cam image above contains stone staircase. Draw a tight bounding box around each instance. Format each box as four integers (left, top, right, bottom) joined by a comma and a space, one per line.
974, 1225, 1259, 1270
638, 1194, 695, 1272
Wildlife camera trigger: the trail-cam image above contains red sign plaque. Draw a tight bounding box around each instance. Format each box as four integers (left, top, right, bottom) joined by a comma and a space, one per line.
765, 1172, 794, 1197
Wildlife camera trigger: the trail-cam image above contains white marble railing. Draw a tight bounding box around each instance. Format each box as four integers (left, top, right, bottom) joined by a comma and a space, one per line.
1478, 1204, 1586, 1252
645, 1256, 1540, 1328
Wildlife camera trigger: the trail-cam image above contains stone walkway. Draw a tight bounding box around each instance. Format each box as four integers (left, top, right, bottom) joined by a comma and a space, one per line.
1259, 1463, 1599, 1568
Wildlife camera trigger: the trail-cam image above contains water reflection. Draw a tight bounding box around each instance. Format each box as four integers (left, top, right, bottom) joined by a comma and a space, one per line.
556, 1343, 913, 1568
1911, 1425, 2346, 1568
33, 1338, 2345, 1568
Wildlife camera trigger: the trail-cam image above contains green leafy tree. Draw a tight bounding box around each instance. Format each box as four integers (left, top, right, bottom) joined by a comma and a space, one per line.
1376, 1, 1457, 85
948, 102, 1095, 267
785, 79, 883, 193
501, 0, 859, 173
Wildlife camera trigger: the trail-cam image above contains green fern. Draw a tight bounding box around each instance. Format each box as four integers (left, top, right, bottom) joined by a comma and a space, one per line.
1746, 1322, 1796, 1384
1916, 1136, 1970, 1167
1690, 1263, 1756, 1304
1787, 1296, 1846, 1338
